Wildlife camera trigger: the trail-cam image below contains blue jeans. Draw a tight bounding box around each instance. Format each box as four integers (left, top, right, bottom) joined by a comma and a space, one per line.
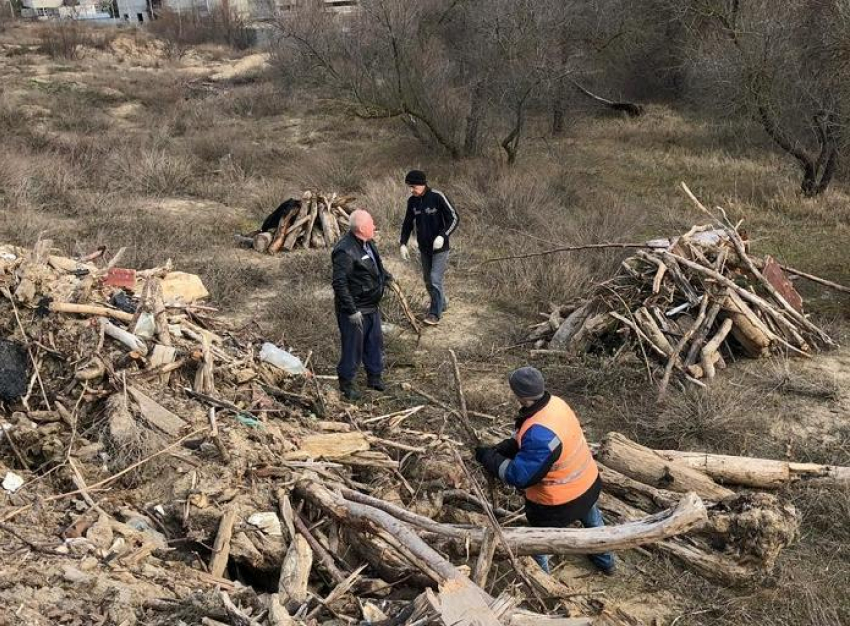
336, 309, 383, 382
533, 504, 615, 574
421, 251, 449, 318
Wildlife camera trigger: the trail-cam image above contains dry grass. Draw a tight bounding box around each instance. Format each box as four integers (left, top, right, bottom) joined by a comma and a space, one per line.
753, 359, 841, 401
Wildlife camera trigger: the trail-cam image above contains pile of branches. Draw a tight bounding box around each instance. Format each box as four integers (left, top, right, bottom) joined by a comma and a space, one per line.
1, 239, 847, 625
527, 184, 839, 395
253, 191, 355, 254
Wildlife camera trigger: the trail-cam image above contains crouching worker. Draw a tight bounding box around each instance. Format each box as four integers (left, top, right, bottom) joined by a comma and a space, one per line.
475, 366, 616, 575
332, 209, 392, 401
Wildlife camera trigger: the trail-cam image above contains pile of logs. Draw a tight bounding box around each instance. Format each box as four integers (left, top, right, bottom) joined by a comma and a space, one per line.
254, 191, 355, 253
527, 184, 838, 394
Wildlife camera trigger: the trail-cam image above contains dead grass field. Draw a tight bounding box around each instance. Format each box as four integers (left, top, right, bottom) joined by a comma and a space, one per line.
0, 22, 848, 626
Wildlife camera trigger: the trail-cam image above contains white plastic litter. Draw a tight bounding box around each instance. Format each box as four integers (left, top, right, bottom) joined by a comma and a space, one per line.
247, 511, 283, 537
259, 343, 306, 375
2, 471, 25, 493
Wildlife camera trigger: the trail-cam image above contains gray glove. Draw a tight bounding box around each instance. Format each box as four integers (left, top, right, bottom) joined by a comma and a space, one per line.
348, 311, 364, 330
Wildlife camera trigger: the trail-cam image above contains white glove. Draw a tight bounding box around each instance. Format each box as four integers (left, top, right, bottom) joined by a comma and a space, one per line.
348, 311, 363, 330
433, 236, 445, 251
400, 244, 410, 261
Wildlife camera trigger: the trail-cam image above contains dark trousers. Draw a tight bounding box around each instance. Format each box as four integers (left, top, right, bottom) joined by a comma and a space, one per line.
336, 309, 383, 382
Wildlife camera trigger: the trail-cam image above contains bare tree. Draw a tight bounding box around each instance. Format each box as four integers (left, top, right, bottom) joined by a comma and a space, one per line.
671, 0, 844, 196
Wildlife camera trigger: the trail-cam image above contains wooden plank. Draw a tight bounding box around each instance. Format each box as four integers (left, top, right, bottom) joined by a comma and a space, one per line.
127, 386, 187, 436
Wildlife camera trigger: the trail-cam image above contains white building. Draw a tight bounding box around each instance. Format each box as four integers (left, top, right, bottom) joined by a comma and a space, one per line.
115, 0, 152, 22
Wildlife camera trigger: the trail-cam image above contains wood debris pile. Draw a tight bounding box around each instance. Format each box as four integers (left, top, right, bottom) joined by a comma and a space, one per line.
1, 240, 847, 625
252, 191, 356, 254
527, 188, 837, 394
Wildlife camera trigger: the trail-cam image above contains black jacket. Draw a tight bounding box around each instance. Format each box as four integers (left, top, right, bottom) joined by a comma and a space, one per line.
261, 198, 301, 233
400, 188, 459, 254
332, 232, 392, 315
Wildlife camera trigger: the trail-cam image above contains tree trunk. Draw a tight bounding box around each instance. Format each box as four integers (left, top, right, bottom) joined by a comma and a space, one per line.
464, 81, 486, 156
597, 432, 735, 501
653, 450, 850, 489
337, 485, 707, 556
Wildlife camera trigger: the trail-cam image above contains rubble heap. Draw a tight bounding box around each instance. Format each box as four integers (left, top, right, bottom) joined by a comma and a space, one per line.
527, 189, 837, 394
0, 239, 846, 625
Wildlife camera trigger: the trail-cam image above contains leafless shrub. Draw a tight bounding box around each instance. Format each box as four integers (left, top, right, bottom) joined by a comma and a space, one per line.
114, 146, 197, 196
148, 5, 254, 58
36, 22, 90, 60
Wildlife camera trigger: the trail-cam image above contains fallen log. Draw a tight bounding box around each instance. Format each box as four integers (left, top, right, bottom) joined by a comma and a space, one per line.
598, 493, 755, 586
337, 485, 707, 555
597, 432, 735, 501
654, 450, 850, 489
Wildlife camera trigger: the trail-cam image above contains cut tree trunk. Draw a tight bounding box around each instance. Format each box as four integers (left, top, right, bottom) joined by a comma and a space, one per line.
597, 432, 734, 501
654, 450, 850, 489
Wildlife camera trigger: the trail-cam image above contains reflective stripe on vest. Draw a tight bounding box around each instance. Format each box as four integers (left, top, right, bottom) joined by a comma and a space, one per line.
515, 395, 598, 506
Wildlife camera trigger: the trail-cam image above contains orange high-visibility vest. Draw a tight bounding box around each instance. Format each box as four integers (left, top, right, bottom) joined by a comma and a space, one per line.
515, 395, 598, 506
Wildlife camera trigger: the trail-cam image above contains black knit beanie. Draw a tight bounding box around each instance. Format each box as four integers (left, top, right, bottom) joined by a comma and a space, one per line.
404, 170, 427, 186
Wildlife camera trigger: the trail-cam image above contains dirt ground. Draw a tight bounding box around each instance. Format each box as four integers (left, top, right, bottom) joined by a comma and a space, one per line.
1, 23, 849, 626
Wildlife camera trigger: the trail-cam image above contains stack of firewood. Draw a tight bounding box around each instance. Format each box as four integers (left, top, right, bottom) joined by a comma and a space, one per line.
527, 184, 838, 394
253, 191, 355, 254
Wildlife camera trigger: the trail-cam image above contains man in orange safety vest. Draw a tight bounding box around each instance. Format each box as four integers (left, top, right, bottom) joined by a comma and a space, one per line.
475, 366, 616, 575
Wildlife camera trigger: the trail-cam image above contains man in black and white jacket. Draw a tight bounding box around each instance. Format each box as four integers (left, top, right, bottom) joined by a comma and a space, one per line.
399, 170, 460, 326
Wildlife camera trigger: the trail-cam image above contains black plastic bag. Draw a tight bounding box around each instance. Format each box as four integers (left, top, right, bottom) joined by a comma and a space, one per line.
0, 338, 29, 402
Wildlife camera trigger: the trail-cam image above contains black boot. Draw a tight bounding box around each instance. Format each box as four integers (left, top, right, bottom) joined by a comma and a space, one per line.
367, 375, 386, 391
339, 379, 361, 401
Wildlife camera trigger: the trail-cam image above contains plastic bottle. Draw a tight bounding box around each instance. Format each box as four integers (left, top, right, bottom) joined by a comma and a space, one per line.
259, 342, 306, 375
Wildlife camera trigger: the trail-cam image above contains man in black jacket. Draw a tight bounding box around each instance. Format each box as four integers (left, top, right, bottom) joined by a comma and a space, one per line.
399, 170, 459, 326
332, 209, 392, 401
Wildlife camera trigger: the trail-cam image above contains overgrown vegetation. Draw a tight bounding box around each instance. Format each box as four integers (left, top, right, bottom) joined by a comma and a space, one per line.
0, 19, 848, 626
148, 5, 254, 57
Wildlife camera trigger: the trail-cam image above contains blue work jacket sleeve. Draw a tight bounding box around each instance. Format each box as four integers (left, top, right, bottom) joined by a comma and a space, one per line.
499, 424, 563, 490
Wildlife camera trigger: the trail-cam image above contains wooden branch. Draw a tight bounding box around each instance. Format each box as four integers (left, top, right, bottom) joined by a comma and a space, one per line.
338, 485, 707, 555
99, 318, 148, 355
598, 432, 735, 501
208, 408, 231, 464
293, 510, 347, 584
472, 529, 497, 588
568, 77, 644, 117
771, 263, 850, 294
209, 506, 238, 579
297, 477, 461, 584
477, 242, 652, 268
700, 318, 733, 380
661, 251, 808, 354
389, 281, 421, 335
279, 534, 313, 608
448, 350, 479, 446
680, 182, 833, 346
50, 301, 134, 323
659, 295, 708, 398
219, 591, 262, 626
684, 293, 726, 367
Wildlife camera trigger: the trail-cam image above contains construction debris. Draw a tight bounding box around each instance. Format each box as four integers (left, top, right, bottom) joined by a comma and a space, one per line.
0, 239, 842, 625
526, 185, 837, 394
